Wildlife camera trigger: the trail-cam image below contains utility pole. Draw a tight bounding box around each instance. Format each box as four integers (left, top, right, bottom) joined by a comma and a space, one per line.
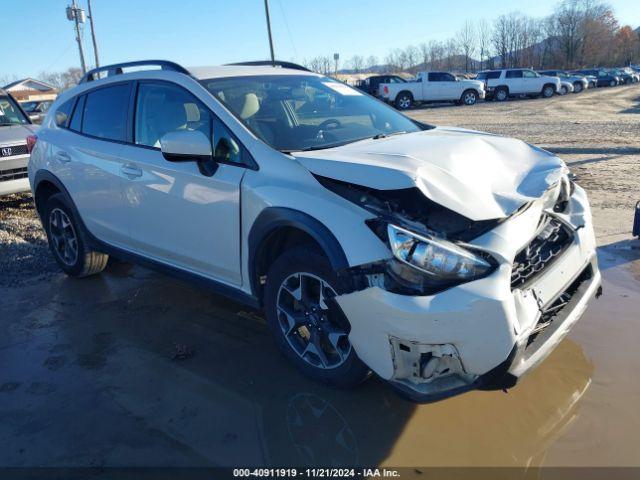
263, 0, 275, 65
334, 53, 339, 77
66, 0, 87, 73
87, 0, 100, 68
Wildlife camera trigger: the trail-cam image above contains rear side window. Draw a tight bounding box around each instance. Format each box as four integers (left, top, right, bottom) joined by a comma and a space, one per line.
82, 84, 131, 142
54, 99, 74, 127
506, 70, 523, 78
69, 95, 85, 132
477, 71, 500, 80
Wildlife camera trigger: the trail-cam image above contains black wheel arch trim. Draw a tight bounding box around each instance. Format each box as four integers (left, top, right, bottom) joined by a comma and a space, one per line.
248, 207, 350, 304
33, 169, 261, 309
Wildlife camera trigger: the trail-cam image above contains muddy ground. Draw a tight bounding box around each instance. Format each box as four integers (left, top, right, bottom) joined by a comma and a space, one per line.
0, 84, 639, 470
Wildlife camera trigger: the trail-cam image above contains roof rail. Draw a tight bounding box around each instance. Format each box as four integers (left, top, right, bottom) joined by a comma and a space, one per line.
80, 60, 191, 84
225, 60, 311, 72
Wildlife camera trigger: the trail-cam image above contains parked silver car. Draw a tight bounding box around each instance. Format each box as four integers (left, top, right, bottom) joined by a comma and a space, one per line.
0, 89, 37, 196
538, 70, 589, 93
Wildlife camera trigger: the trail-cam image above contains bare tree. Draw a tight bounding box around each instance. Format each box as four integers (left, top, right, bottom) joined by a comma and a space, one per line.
37, 68, 83, 91
405, 45, 419, 73
458, 21, 477, 72
444, 39, 459, 71
365, 55, 378, 72
418, 42, 429, 69
477, 19, 492, 70
349, 55, 365, 73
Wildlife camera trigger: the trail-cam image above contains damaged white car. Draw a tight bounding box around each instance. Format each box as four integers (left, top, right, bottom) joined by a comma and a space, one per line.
29, 61, 602, 402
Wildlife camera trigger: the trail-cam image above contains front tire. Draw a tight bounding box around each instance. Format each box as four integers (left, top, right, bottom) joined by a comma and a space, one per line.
560, 85, 568, 95
44, 193, 108, 277
264, 247, 370, 388
461, 89, 478, 106
609, 79, 616, 87
394, 92, 413, 110
573, 81, 583, 93
542, 84, 555, 98
494, 87, 508, 101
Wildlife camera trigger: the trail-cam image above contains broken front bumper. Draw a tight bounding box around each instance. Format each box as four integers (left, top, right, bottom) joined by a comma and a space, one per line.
336, 185, 601, 402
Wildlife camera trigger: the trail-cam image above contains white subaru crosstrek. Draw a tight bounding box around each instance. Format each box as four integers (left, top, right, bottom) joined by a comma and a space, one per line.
28, 60, 601, 402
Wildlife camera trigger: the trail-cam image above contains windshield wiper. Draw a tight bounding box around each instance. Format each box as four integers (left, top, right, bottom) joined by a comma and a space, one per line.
283, 131, 410, 154
372, 130, 407, 140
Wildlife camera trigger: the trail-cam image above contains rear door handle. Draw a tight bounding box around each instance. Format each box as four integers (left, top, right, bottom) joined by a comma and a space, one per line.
55, 151, 71, 163
121, 164, 142, 178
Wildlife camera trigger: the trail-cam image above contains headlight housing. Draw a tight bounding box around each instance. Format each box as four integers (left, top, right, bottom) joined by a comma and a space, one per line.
386, 224, 495, 292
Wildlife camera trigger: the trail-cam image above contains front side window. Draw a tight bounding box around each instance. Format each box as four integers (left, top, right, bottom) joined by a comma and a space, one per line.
135, 82, 212, 148
201, 75, 422, 152
523, 70, 538, 78
82, 84, 130, 141
0, 95, 29, 126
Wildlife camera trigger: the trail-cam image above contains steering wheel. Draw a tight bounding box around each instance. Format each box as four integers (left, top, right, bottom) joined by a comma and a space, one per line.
318, 119, 342, 130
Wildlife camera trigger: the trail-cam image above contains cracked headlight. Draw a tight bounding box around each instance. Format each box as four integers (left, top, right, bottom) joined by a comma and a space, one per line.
387, 224, 493, 283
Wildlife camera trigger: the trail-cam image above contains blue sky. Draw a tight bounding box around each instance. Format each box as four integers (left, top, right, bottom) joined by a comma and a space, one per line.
3, 0, 639, 79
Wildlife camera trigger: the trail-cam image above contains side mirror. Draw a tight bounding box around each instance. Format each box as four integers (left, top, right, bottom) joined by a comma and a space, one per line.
160, 130, 212, 162
160, 130, 218, 176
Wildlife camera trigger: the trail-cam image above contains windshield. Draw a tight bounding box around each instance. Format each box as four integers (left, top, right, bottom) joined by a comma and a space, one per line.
200, 75, 423, 152
21, 101, 38, 112
0, 95, 29, 126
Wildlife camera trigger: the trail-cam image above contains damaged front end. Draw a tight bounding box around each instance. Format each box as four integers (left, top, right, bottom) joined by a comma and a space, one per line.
313, 170, 599, 403
316, 175, 502, 296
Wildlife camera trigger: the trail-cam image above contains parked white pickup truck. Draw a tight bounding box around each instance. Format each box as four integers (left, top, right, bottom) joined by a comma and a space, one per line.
379, 71, 486, 109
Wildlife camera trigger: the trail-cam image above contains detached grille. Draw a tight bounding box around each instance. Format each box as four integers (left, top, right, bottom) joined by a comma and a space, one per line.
511, 215, 573, 289
0, 167, 28, 182
527, 264, 593, 347
0, 144, 28, 157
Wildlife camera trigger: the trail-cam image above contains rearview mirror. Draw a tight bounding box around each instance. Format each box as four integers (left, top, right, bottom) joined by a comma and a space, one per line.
160, 130, 212, 162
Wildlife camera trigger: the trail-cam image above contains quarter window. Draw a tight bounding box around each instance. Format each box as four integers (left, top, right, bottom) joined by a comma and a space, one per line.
82, 84, 130, 141
69, 95, 85, 132
54, 98, 74, 128
134, 82, 212, 148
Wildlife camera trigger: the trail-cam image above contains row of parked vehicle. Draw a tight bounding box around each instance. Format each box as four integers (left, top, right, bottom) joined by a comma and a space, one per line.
356, 66, 640, 110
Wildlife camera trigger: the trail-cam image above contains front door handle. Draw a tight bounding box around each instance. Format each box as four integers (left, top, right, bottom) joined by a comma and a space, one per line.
121, 164, 142, 178
55, 151, 71, 163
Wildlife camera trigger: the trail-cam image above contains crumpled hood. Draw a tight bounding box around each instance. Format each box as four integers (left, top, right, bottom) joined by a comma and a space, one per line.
293, 127, 567, 221
0, 124, 37, 145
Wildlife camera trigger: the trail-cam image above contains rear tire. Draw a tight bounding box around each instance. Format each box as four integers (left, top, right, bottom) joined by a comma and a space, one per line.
560, 85, 568, 95
264, 246, 370, 388
394, 92, 413, 110
44, 193, 108, 277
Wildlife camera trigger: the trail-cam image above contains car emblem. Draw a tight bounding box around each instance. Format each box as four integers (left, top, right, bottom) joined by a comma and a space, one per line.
1, 147, 13, 157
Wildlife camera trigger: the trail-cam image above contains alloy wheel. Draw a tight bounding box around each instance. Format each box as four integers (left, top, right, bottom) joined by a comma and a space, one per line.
398, 96, 411, 109
276, 272, 351, 370
463, 92, 477, 105
49, 208, 79, 266
496, 90, 507, 101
